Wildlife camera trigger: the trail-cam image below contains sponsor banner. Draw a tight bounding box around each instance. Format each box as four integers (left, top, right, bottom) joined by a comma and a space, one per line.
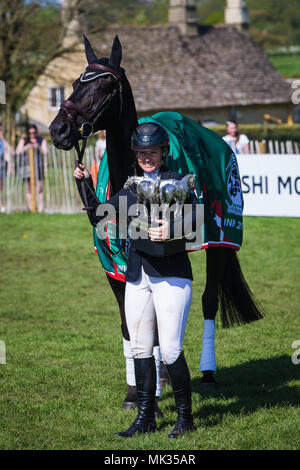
237, 155, 300, 217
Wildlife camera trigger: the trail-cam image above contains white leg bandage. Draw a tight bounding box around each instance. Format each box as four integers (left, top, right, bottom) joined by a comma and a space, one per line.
200, 319, 216, 372
123, 338, 136, 386
123, 338, 162, 395
153, 345, 162, 397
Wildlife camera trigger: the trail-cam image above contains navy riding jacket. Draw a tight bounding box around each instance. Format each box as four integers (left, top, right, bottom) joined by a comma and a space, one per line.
76, 168, 199, 282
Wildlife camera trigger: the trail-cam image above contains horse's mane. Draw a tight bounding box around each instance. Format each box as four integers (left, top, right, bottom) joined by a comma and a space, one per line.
104, 64, 138, 194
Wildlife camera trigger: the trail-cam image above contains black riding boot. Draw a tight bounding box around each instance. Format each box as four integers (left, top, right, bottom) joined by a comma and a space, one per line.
166, 352, 195, 439
117, 356, 157, 437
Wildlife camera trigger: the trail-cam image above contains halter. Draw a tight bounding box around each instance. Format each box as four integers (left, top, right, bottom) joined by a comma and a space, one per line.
60, 63, 124, 164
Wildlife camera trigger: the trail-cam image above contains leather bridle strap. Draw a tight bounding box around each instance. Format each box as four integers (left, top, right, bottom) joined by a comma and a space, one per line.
85, 63, 123, 81
60, 64, 123, 148
60, 63, 124, 216
61, 99, 91, 121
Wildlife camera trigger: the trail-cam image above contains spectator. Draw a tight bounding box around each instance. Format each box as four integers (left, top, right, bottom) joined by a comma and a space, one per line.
223, 120, 250, 155
91, 130, 106, 185
0, 122, 12, 213
16, 124, 48, 212
95, 130, 106, 162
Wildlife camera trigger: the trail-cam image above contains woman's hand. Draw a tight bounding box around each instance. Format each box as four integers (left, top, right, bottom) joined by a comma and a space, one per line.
74, 163, 90, 179
148, 219, 169, 242
24, 142, 38, 150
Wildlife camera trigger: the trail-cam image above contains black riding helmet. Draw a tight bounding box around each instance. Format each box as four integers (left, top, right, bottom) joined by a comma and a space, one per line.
131, 122, 170, 158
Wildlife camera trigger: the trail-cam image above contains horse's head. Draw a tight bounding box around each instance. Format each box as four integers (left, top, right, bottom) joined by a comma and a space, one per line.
49, 35, 125, 150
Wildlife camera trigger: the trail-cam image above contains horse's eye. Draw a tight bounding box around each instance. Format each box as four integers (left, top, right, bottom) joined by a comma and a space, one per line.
97, 78, 114, 90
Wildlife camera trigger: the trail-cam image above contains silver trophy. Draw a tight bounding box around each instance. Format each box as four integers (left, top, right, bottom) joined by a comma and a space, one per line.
124, 173, 196, 256
124, 175, 161, 221
159, 174, 196, 219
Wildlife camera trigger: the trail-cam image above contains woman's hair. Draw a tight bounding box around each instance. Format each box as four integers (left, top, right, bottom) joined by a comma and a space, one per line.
24, 124, 38, 145
226, 120, 238, 127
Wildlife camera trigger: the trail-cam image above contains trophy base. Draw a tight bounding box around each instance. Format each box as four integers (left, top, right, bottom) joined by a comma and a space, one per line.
132, 237, 186, 257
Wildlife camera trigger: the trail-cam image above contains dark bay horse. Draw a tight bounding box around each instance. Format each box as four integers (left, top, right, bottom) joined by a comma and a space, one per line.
49, 35, 263, 399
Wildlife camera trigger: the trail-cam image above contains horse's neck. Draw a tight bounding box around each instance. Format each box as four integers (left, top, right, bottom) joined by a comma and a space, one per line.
106, 79, 138, 195
106, 127, 130, 194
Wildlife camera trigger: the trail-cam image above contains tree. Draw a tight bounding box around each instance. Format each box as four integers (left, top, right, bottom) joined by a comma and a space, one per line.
0, 0, 80, 142
0, 0, 171, 142
195, 0, 300, 48
197, 0, 225, 25
77, 0, 168, 29
248, 0, 300, 48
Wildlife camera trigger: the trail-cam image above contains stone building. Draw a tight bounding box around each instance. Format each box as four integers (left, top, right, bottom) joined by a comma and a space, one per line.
21, 0, 292, 133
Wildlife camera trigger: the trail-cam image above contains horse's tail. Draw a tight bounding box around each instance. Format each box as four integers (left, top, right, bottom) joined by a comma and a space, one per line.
218, 250, 264, 328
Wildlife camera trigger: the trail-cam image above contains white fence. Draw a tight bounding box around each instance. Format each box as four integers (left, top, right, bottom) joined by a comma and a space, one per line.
1, 145, 96, 213
0, 142, 300, 215
250, 140, 300, 154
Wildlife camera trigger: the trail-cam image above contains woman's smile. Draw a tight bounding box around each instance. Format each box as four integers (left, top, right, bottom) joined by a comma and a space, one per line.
136, 149, 163, 173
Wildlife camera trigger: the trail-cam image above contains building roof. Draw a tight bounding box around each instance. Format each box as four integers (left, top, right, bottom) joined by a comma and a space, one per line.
89, 24, 291, 112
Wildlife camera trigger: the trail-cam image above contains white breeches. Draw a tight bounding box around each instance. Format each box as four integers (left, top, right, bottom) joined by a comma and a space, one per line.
125, 267, 192, 365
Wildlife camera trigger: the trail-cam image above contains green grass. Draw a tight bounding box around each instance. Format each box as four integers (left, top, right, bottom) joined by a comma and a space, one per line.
268, 54, 300, 78
0, 213, 299, 450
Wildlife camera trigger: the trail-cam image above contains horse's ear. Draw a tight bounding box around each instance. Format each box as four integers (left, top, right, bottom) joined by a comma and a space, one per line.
83, 35, 97, 65
109, 35, 122, 68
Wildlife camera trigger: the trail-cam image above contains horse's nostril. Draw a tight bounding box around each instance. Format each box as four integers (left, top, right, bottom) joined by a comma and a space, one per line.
59, 123, 69, 136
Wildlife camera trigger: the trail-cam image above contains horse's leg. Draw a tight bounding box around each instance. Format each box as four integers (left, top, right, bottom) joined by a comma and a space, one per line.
200, 246, 264, 387
200, 247, 228, 386
105, 274, 136, 407
105, 274, 164, 414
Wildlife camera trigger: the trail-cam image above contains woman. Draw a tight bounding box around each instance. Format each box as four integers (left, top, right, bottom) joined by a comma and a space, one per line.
0, 122, 12, 213
74, 122, 198, 438
16, 124, 48, 212
223, 120, 250, 155
90, 130, 106, 185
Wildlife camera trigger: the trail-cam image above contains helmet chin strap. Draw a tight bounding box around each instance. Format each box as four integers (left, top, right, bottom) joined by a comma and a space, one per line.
162, 146, 169, 160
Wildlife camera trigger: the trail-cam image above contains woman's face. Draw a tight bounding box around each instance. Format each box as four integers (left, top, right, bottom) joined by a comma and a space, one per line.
227, 123, 238, 137
136, 148, 163, 173
28, 127, 37, 139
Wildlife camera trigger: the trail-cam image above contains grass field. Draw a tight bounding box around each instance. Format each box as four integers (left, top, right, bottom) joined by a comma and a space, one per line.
268, 54, 300, 78
0, 213, 299, 450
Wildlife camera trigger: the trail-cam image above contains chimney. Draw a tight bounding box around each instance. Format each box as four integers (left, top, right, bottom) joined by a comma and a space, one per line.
225, 0, 250, 31
169, 0, 198, 36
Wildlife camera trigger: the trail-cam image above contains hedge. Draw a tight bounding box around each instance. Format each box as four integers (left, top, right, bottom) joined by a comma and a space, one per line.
209, 124, 300, 142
